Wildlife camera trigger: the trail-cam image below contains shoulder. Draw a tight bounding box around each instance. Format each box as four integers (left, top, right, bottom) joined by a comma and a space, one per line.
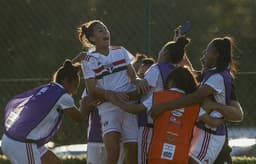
204, 73, 225, 91
144, 64, 160, 80
110, 46, 125, 54
58, 93, 75, 109
59, 93, 73, 103
82, 51, 99, 65
207, 73, 224, 82
72, 51, 87, 64
111, 46, 130, 54
145, 64, 160, 74
111, 45, 122, 50
110, 46, 134, 61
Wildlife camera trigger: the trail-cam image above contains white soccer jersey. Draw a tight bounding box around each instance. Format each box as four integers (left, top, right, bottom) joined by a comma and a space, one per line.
81, 46, 135, 111
141, 64, 164, 124
200, 67, 226, 118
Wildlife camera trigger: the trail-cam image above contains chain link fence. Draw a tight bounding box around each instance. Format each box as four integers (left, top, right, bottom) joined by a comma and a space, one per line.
1, 0, 256, 145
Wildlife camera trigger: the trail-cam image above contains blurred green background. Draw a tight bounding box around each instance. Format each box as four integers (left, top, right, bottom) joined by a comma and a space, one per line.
0, 0, 255, 147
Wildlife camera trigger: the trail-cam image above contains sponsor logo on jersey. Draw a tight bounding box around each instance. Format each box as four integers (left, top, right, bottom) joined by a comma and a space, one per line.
169, 116, 181, 125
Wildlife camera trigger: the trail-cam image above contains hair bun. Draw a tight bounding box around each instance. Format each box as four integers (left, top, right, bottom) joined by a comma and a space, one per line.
176, 37, 191, 49
63, 59, 73, 71
223, 36, 233, 47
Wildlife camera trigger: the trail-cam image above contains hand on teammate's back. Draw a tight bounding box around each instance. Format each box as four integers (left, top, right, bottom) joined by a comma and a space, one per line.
135, 78, 151, 94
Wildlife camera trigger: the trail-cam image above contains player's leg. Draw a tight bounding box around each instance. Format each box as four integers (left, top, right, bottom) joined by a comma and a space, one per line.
104, 131, 121, 164
122, 111, 139, 164
189, 127, 225, 164
100, 109, 123, 164
1, 134, 41, 164
123, 141, 138, 164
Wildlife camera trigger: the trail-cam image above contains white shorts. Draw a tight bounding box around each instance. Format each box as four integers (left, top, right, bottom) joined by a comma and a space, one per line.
86, 142, 125, 164
1, 134, 48, 164
189, 126, 225, 164
138, 127, 153, 164
99, 106, 138, 143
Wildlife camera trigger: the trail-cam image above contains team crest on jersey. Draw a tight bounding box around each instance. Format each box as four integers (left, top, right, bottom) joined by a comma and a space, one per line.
104, 64, 114, 73
167, 135, 174, 142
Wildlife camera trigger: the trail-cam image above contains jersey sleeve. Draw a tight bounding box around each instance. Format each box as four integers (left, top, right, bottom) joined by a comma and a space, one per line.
144, 65, 160, 88
121, 47, 134, 64
81, 56, 97, 80
58, 94, 76, 110
204, 74, 224, 94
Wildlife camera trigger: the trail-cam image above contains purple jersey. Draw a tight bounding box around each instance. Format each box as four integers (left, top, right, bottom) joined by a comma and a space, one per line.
4, 83, 65, 146
201, 68, 232, 104
196, 68, 232, 135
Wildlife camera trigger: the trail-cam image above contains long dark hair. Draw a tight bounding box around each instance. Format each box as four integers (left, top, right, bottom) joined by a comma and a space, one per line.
165, 67, 198, 94
211, 36, 237, 76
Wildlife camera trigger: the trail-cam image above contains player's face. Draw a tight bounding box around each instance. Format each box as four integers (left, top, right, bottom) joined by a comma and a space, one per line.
90, 23, 110, 48
200, 42, 219, 69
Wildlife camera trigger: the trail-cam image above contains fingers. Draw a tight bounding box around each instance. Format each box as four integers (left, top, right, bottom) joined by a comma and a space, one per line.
136, 79, 151, 95
138, 85, 151, 95
173, 26, 181, 41
173, 25, 185, 41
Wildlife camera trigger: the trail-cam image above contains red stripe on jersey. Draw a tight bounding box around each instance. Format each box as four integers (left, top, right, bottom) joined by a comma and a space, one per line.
112, 59, 126, 66
94, 66, 105, 73
93, 59, 126, 74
